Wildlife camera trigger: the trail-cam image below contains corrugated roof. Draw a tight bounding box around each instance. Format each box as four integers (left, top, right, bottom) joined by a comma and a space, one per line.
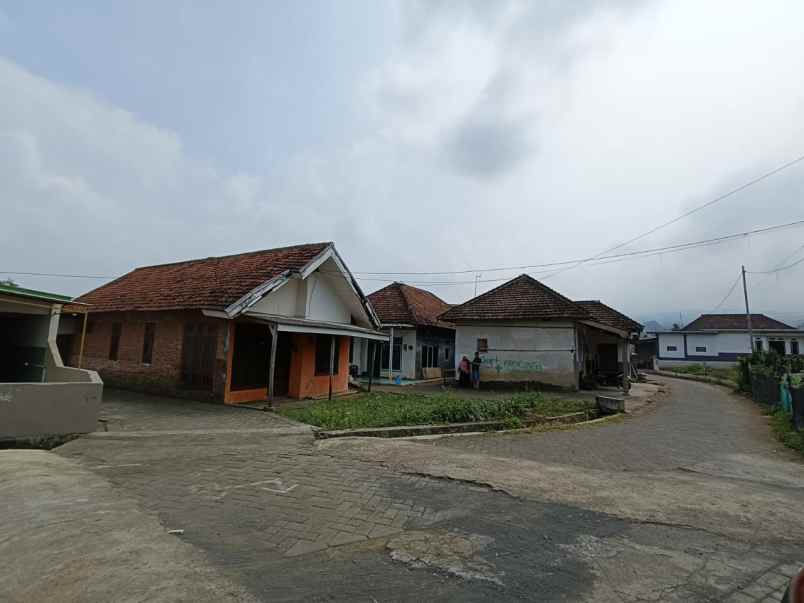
576, 300, 643, 333
0, 283, 72, 304
439, 274, 589, 322
368, 282, 454, 328
75, 242, 331, 313
682, 314, 795, 331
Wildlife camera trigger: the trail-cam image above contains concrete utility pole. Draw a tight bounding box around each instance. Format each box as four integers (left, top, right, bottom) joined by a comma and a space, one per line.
741, 265, 754, 352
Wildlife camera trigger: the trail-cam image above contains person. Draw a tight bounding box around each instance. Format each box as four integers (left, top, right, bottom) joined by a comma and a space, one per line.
458, 355, 471, 388
471, 351, 482, 389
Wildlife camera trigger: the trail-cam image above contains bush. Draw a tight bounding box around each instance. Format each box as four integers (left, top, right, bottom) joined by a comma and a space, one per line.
769, 409, 804, 455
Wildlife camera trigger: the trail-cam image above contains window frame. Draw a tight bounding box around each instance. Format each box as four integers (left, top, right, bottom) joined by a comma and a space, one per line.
315, 335, 341, 376
695, 346, 707, 353
477, 338, 488, 353
109, 322, 122, 361
141, 322, 156, 365
666, 345, 677, 352
791, 340, 800, 355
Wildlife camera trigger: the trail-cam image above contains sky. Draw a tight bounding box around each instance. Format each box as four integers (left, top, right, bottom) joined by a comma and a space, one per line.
2, 0, 804, 326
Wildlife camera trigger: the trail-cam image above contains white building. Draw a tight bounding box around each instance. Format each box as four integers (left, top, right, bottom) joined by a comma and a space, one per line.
352, 282, 455, 381
655, 313, 803, 368
439, 275, 642, 390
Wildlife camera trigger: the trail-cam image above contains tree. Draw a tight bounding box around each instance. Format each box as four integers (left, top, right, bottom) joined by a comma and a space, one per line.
0, 278, 18, 287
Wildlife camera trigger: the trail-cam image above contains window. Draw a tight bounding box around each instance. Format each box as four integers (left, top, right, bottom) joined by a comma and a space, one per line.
666, 345, 677, 352
444, 347, 450, 361
695, 346, 707, 353
142, 322, 156, 364
422, 344, 440, 368
477, 338, 488, 353
380, 337, 402, 371
754, 339, 763, 352
769, 340, 786, 355
349, 338, 354, 363
109, 322, 122, 360
181, 323, 217, 389
315, 335, 340, 375
792, 340, 800, 355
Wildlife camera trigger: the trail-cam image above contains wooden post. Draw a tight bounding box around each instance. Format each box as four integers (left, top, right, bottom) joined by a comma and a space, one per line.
328, 335, 336, 400
367, 340, 374, 392
77, 310, 88, 369
267, 323, 278, 402
622, 335, 632, 394
388, 327, 394, 381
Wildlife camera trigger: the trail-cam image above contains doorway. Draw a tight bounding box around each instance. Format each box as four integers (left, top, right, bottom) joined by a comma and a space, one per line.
272, 332, 292, 397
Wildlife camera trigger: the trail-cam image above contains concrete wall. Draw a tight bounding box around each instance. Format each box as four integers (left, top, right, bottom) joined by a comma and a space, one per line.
0, 382, 101, 438
288, 334, 350, 399
686, 334, 718, 357
454, 322, 577, 388
657, 333, 685, 359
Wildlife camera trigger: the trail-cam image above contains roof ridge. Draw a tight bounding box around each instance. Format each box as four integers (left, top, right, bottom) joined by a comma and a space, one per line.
129, 241, 332, 272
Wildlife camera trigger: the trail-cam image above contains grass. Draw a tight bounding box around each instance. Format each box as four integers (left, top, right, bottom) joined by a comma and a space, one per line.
668, 363, 738, 384
278, 391, 594, 430
769, 409, 804, 456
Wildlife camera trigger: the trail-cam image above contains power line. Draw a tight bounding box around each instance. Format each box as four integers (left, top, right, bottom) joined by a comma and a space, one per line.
709, 273, 741, 313
539, 152, 804, 281
5, 218, 804, 286
327, 217, 804, 277
747, 255, 804, 275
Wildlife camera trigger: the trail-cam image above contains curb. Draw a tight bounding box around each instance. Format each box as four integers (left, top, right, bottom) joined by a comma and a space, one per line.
314, 409, 607, 440
647, 369, 736, 388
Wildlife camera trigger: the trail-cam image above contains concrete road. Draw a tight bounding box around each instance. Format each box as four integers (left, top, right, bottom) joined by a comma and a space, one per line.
1, 378, 802, 601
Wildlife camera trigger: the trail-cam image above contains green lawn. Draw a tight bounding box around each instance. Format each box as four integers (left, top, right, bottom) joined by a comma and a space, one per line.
668, 364, 738, 384
278, 391, 594, 430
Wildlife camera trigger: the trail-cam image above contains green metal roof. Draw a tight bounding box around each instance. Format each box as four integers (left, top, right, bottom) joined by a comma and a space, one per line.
0, 283, 73, 304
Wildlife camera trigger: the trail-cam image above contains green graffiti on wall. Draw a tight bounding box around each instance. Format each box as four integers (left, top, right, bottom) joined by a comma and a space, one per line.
480, 355, 544, 374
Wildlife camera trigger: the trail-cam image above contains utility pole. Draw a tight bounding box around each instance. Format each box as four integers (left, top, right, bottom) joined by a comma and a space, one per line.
741, 265, 754, 352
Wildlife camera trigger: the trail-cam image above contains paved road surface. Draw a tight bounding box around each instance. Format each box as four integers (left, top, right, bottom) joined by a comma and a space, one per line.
1, 377, 801, 601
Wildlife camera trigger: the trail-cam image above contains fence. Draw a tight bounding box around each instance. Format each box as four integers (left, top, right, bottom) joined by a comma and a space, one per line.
750, 372, 803, 432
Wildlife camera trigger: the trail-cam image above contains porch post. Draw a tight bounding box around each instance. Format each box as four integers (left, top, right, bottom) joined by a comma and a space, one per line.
77, 310, 88, 369
622, 335, 631, 394
267, 322, 278, 402
388, 327, 394, 380
367, 340, 374, 392
328, 335, 335, 400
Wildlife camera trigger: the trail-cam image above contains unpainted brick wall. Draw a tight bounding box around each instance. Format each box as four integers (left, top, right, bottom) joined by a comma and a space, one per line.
68, 310, 228, 401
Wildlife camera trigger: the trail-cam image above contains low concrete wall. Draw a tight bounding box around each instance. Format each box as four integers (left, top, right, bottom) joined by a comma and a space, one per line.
0, 381, 102, 439
647, 369, 735, 388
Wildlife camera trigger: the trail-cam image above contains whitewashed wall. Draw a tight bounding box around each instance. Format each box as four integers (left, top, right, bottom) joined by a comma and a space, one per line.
454, 323, 577, 388
686, 334, 718, 357
658, 333, 685, 358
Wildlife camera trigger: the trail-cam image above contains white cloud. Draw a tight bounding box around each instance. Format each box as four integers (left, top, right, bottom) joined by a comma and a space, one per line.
2, 0, 804, 325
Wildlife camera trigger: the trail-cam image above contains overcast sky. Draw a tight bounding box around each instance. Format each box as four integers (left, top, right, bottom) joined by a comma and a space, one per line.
2, 0, 803, 325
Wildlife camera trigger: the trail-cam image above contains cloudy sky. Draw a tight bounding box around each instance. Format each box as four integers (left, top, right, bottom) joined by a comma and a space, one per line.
2, 0, 803, 325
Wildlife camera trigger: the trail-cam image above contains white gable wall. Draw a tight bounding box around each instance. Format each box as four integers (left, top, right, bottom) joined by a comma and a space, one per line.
658, 333, 685, 358
306, 272, 351, 323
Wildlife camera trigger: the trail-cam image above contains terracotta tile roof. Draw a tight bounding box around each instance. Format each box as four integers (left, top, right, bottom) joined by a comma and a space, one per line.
575, 300, 643, 334
76, 242, 331, 313
682, 314, 795, 331
439, 274, 589, 322
368, 282, 454, 328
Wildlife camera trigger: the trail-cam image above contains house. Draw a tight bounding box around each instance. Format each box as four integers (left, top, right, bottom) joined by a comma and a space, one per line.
0, 283, 102, 440
655, 313, 804, 368
67, 242, 387, 403
439, 274, 642, 390
352, 282, 455, 381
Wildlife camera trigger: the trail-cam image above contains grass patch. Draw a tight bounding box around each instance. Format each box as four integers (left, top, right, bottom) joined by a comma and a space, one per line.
668, 364, 738, 384
769, 409, 804, 456
278, 391, 594, 430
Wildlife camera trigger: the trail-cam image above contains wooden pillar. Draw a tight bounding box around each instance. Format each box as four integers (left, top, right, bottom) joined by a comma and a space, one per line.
267, 323, 278, 402
328, 335, 336, 400
622, 336, 632, 394
367, 340, 374, 392
388, 327, 394, 381
77, 310, 89, 369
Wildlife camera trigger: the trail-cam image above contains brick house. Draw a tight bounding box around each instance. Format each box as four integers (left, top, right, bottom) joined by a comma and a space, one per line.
352, 282, 455, 380
439, 274, 642, 389
67, 242, 387, 403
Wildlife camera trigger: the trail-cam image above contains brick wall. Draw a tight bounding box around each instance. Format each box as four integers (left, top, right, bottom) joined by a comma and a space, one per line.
68, 310, 228, 401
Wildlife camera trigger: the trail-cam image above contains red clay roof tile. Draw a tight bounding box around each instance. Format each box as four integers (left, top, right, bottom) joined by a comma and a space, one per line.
682, 314, 795, 331
368, 282, 453, 328
439, 274, 589, 322
575, 300, 643, 333
76, 242, 331, 313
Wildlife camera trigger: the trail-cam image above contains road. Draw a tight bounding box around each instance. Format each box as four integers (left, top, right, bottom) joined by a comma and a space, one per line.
2, 378, 802, 602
